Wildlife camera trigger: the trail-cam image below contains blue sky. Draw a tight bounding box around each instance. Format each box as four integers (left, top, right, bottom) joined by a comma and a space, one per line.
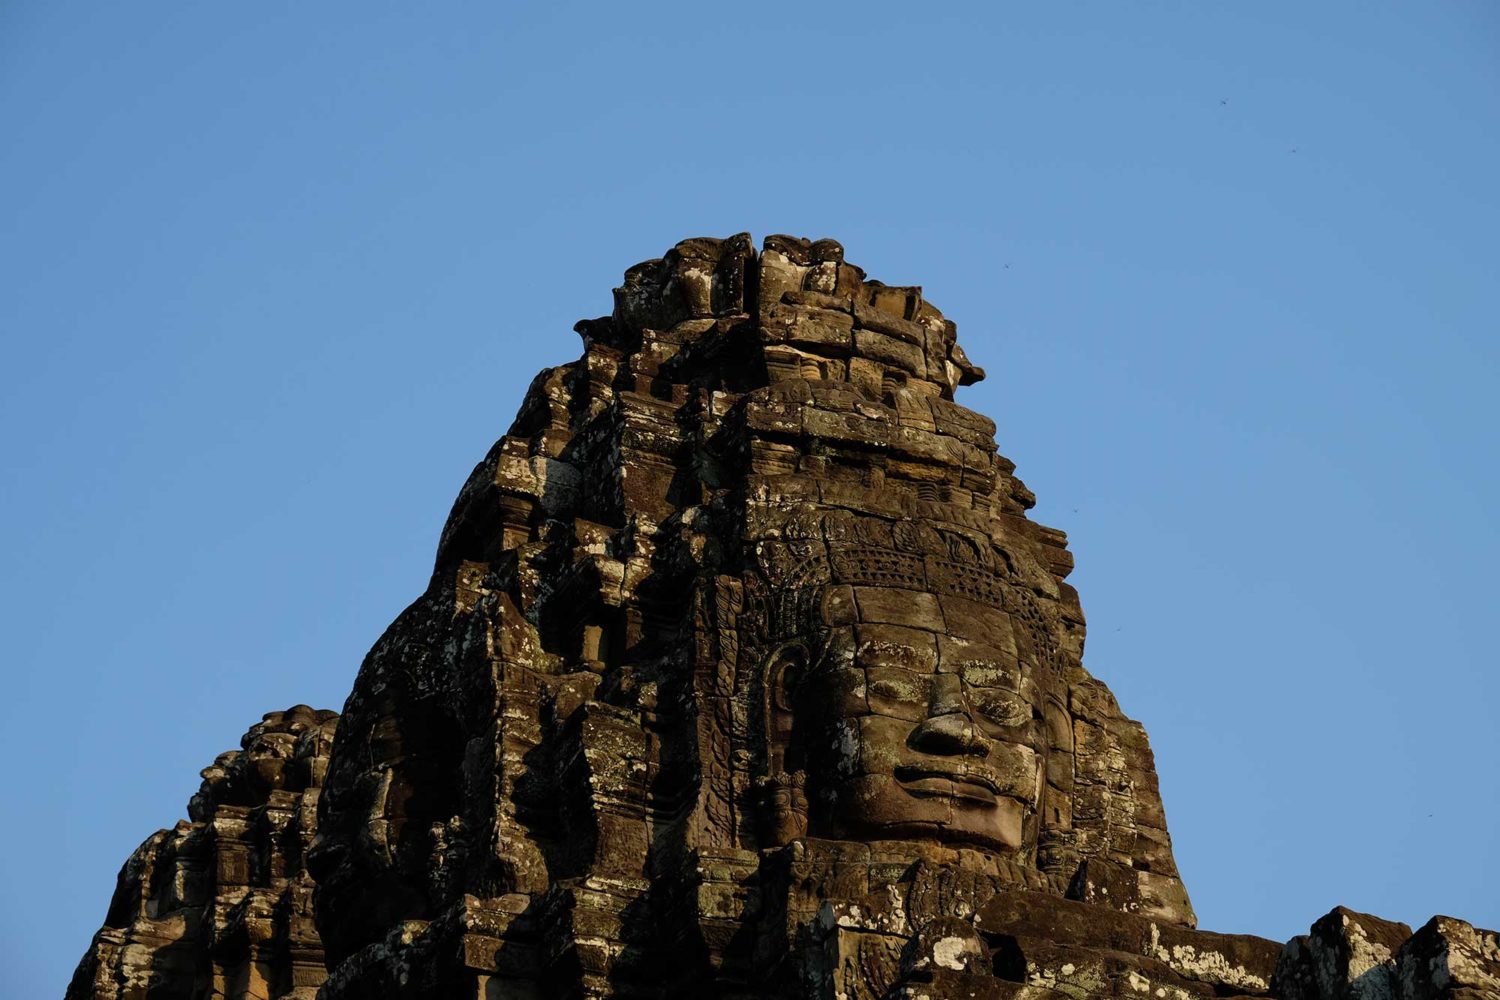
2, 3, 1497, 994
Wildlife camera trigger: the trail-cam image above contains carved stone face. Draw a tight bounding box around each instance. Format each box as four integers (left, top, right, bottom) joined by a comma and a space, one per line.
790, 585, 1050, 854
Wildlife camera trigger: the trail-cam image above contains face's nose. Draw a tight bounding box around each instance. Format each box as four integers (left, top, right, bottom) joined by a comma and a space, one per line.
907, 673, 990, 758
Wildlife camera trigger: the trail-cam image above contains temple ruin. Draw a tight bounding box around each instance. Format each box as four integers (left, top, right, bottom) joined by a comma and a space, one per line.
67, 235, 1499, 1000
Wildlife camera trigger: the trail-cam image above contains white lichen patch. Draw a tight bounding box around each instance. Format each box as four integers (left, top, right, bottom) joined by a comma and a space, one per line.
1149, 923, 1268, 992
1332, 915, 1396, 1000
932, 936, 969, 970
1028, 959, 1107, 999
1436, 919, 1500, 993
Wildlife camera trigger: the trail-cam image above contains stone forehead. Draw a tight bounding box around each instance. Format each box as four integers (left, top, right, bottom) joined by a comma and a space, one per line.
754, 508, 1024, 605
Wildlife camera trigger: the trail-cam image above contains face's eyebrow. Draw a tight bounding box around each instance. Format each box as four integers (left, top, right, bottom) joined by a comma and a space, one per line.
956, 659, 1018, 688
939, 636, 1015, 664
852, 623, 939, 673
865, 668, 935, 688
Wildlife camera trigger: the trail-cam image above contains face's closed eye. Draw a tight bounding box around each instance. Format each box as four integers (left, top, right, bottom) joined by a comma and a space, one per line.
965, 688, 1029, 729
867, 674, 927, 703
954, 660, 1030, 729
865, 668, 934, 722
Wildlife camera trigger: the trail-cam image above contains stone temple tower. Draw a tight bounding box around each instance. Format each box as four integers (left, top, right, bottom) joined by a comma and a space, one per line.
68, 236, 1499, 1000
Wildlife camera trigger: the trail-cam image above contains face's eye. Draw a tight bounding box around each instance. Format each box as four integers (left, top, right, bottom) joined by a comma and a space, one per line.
967, 690, 1028, 728
867, 673, 931, 706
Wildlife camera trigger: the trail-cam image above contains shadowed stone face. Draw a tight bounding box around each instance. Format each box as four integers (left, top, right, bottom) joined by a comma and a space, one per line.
816, 587, 1050, 851
754, 511, 1061, 857
803, 587, 1047, 852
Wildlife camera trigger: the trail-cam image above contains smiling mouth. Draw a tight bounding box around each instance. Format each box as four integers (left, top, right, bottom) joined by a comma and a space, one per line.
894, 764, 1000, 806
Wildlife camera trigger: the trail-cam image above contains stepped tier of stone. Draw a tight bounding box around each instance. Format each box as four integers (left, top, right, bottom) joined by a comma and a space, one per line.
67, 706, 337, 1000
67, 236, 1498, 999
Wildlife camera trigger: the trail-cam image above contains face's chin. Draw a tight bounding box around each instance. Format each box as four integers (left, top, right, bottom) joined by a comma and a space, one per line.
828, 772, 1024, 852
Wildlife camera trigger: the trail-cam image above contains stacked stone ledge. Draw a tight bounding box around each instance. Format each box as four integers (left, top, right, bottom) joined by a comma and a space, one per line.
66, 235, 1498, 999
67, 706, 336, 1000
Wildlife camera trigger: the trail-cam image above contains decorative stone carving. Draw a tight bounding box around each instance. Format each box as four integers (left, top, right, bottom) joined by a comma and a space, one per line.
67, 236, 1496, 999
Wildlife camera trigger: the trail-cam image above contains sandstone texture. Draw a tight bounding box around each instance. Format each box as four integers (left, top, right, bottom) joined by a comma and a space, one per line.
68, 236, 1497, 999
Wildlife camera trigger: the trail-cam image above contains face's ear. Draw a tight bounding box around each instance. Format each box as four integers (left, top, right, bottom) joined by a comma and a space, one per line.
760, 642, 813, 846
768, 641, 816, 767
766, 641, 809, 713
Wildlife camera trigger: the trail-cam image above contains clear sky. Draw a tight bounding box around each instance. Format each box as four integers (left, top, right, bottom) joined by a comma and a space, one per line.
3, 3, 1497, 995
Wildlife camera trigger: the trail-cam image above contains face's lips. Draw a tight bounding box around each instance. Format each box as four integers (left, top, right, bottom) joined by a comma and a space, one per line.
893, 763, 1002, 805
